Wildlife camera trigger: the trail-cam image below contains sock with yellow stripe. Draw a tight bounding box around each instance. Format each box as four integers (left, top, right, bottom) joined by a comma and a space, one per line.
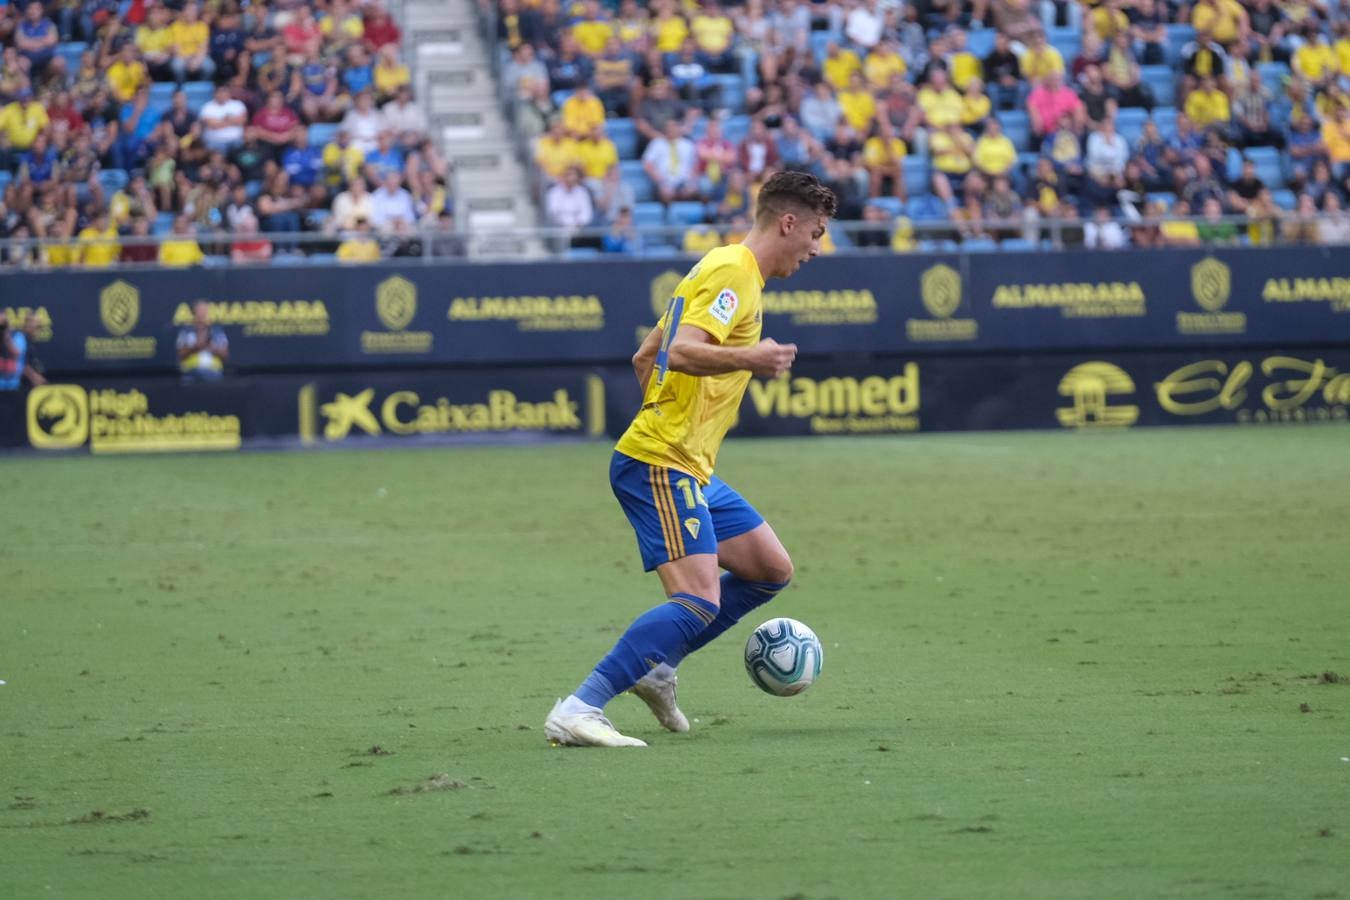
574, 592, 718, 709
664, 575, 788, 668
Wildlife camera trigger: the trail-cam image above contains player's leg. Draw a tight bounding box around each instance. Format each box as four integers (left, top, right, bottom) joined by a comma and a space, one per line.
545, 455, 719, 747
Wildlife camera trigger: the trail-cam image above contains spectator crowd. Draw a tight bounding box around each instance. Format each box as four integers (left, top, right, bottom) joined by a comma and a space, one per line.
506, 0, 1350, 253
0, 0, 462, 267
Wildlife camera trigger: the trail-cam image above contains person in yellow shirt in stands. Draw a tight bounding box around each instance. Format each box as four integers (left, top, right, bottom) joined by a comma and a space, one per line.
1184, 76, 1231, 128
373, 44, 410, 101
945, 28, 983, 90
1292, 27, 1337, 87
917, 67, 962, 129
837, 71, 877, 131
864, 38, 906, 90
106, 44, 149, 104
323, 129, 366, 188
961, 77, 992, 128
1335, 23, 1350, 77
682, 224, 721, 255
1160, 199, 1201, 245
337, 218, 383, 262
1190, 0, 1248, 47
862, 117, 907, 199
929, 122, 975, 205
77, 212, 121, 267
0, 87, 49, 151
1019, 30, 1065, 83
43, 220, 78, 267
159, 215, 205, 267
822, 41, 862, 91
561, 82, 606, 138
973, 117, 1017, 178
651, 3, 688, 54
576, 123, 619, 187
1090, 0, 1132, 42
571, 0, 614, 56
690, 0, 735, 71
170, 2, 213, 82
1323, 106, 1350, 176
135, 4, 175, 81
534, 117, 580, 181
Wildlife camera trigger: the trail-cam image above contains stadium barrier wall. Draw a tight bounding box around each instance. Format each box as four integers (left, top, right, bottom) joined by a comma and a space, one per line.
7, 347, 1348, 454
4, 247, 1348, 377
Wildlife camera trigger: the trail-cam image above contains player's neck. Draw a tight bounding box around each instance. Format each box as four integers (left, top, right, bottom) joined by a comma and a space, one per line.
738, 229, 779, 280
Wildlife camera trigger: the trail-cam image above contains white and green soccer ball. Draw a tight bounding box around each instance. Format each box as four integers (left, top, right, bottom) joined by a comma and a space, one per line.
744, 617, 823, 696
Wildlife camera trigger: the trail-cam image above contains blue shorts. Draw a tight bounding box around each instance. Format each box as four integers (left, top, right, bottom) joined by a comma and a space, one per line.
610, 451, 765, 572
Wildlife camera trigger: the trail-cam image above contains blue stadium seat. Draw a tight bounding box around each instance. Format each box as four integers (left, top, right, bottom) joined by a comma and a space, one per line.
829, 222, 853, 248
1245, 146, 1285, 188
308, 123, 338, 147
148, 81, 177, 113
966, 29, 996, 60
1048, 26, 1080, 62
810, 31, 843, 66
1140, 66, 1175, 107
996, 110, 1030, 151
551, 89, 573, 109
721, 114, 751, 145
642, 245, 685, 258
567, 247, 600, 259
867, 196, 903, 218
182, 81, 214, 113
56, 41, 87, 74
905, 194, 948, 221
1001, 238, 1036, 252
632, 202, 666, 227
97, 168, 129, 194
1256, 62, 1289, 95
710, 74, 745, 112
619, 159, 653, 203
667, 201, 706, 226
1151, 107, 1177, 136
1225, 147, 1245, 182
307, 253, 338, 264
1271, 188, 1296, 210
1116, 107, 1149, 145
0, 171, 12, 193
605, 118, 638, 159
1146, 191, 1176, 210
902, 157, 930, 197
963, 237, 999, 252
153, 212, 176, 234
1165, 24, 1195, 65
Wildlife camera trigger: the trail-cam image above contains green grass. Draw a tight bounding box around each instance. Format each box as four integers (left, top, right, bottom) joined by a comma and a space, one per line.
4, 428, 1349, 899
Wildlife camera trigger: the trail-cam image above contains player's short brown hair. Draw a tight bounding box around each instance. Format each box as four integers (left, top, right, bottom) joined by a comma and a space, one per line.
754, 171, 838, 227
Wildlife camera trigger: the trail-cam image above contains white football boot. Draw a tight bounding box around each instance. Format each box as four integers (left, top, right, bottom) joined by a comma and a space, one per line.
544, 699, 648, 747
631, 671, 690, 733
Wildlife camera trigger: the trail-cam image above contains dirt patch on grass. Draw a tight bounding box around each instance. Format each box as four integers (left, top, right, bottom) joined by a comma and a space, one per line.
70, 808, 151, 825
387, 774, 469, 796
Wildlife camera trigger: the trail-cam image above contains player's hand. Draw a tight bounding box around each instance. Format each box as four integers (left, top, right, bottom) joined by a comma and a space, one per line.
748, 338, 797, 378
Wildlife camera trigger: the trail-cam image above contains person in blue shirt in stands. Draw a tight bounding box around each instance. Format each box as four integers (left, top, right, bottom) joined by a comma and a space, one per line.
14, 2, 57, 74
0, 311, 47, 392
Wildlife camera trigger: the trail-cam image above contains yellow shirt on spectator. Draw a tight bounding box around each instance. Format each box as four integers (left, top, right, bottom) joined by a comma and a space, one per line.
170, 20, 208, 57
78, 225, 121, 266
682, 227, 721, 255
1293, 42, 1337, 82
374, 61, 410, 96
949, 52, 982, 89
323, 141, 366, 184
961, 92, 992, 126
838, 88, 877, 131
862, 135, 906, 168
653, 16, 688, 53
917, 86, 962, 128
930, 129, 973, 174
1184, 88, 1231, 126
45, 242, 77, 267
136, 25, 175, 56
1337, 37, 1350, 75
1090, 5, 1131, 40
691, 13, 733, 54
534, 134, 579, 180
818, 228, 836, 255
1323, 119, 1350, 162
321, 13, 364, 40
863, 49, 906, 90
0, 101, 49, 150
561, 93, 605, 137
337, 237, 382, 262
1162, 220, 1200, 243
823, 50, 863, 90
572, 20, 613, 55
1191, 0, 1245, 45
891, 217, 915, 251
159, 239, 205, 267
973, 133, 1016, 175
107, 60, 148, 102
575, 136, 619, 179
1020, 45, 1065, 82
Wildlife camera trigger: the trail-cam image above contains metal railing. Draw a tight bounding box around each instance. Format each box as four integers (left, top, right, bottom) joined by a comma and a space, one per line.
0, 214, 1343, 270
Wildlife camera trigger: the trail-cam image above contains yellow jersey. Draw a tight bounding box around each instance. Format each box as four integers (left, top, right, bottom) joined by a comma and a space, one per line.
616, 243, 765, 484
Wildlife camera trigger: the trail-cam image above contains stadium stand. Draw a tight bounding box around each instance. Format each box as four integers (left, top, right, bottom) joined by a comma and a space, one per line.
498, 0, 1350, 255
0, 0, 456, 265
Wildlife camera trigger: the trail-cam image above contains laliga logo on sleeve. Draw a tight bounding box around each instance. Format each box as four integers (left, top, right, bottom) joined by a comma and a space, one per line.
710, 289, 738, 325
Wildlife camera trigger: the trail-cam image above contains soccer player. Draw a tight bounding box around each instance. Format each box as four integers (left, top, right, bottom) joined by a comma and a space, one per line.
545, 171, 838, 747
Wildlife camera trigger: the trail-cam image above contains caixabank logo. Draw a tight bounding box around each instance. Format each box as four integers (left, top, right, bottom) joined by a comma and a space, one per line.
360, 276, 432, 354
85, 280, 157, 360
908, 264, 976, 342
297, 378, 607, 443
1055, 362, 1140, 429
27, 385, 241, 453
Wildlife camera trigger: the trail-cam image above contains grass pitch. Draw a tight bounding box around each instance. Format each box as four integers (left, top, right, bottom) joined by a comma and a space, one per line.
4, 427, 1349, 899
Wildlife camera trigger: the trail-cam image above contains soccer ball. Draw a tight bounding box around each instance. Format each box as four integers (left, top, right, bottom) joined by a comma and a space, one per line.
744, 617, 823, 696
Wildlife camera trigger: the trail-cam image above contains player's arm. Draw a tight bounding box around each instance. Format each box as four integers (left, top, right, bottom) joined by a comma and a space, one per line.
668, 325, 796, 378
633, 323, 662, 392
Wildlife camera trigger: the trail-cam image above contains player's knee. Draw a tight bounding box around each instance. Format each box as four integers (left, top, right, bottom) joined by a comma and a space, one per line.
763, 553, 793, 587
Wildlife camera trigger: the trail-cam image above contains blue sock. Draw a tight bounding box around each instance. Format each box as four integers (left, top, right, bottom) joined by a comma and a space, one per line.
665, 574, 788, 667
575, 593, 718, 709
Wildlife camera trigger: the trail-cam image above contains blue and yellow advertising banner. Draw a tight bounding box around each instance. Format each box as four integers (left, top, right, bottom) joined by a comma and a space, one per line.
6, 248, 1347, 377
